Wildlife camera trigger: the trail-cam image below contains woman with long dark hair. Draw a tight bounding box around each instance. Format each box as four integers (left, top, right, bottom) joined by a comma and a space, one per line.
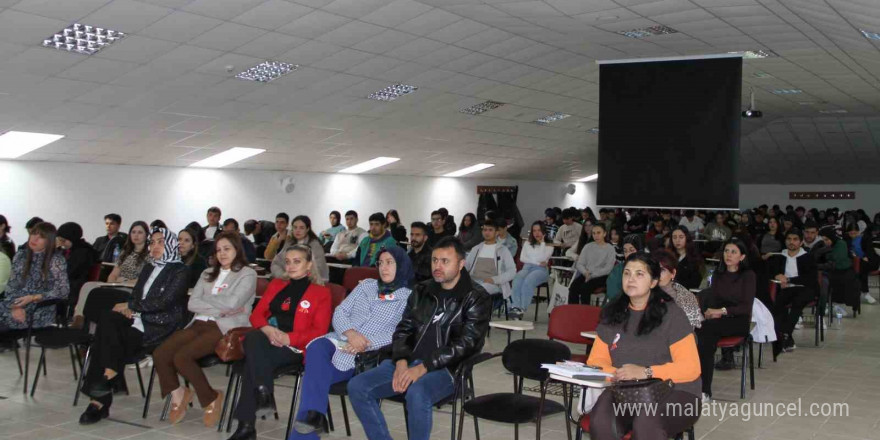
456, 213, 481, 252
694, 238, 755, 401
509, 221, 554, 318
270, 215, 329, 282
567, 218, 595, 258
666, 226, 704, 290
568, 223, 616, 304
178, 228, 207, 289
0, 222, 69, 330
760, 217, 784, 259
587, 253, 701, 439
108, 221, 151, 283
385, 209, 407, 246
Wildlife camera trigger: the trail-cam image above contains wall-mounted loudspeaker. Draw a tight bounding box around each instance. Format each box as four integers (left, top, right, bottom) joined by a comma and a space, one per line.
280, 177, 296, 194
566, 184, 576, 195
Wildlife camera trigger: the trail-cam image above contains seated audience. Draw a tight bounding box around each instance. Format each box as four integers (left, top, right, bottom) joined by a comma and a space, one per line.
495, 219, 519, 259
667, 226, 704, 290
107, 221, 151, 283
606, 234, 644, 303
565, 220, 594, 259
56, 222, 98, 317
0, 215, 12, 259
186, 221, 207, 244
151, 220, 168, 230
320, 211, 345, 245
0, 250, 10, 295
456, 213, 482, 252
223, 218, 257, 263
587, 253, 701, 440
509, 221, 553, 318
768, 228, 818, 355
354, 213, 398, 267
543, 209, 559, 241
652, 249, 704, 328
290, 247, 413, 438
856, 225, 878, 303
93, 213, 127, 263
386, 209, 407, 246
464, 219, 516, 301
704, 212, 732, 243
203, 206, 222, 240
329, 211, 367, 263
694, 238, 755, 401
227, 245, 331, 440
678, 210, 705, 236
0, 222, 69, 331
244, 219, 274, 248
348, 237, 491, 440
16, 217, 44, 253
426, 210, 454, 248
819, 226, 859, 315
609, 227, 624, 262
264, 213, 290, 260
624, 209, 647, 234
78, 228, 189, 424
154, 232, 257, 426
553, 208, 581, 252
760, 217, 784, 258
645, 217, 666, 241
178, 227, 207, 288
271, 216, 329, 282
568, 224, 616, 304
438, 207, 456, 235
408, 222, 432, 283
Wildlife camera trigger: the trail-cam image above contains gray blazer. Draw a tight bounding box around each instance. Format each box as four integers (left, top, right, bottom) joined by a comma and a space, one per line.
187, 266, 257, 334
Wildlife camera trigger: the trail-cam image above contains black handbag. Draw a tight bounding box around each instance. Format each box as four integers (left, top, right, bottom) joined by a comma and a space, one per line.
610, 379, 674, 405
354, 347, 391, 374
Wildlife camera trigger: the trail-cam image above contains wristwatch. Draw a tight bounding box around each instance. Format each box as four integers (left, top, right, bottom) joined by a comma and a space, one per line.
644, 366, 653, 379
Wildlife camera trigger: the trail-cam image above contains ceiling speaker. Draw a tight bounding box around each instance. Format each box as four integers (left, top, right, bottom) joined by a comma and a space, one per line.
280, 177, 295, 194
566, 184, 576, 195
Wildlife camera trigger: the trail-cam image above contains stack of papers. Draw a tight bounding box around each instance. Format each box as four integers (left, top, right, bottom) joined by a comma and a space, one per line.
542, 361, 613, 381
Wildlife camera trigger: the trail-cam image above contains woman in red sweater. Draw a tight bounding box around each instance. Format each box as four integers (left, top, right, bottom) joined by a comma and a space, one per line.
228, 244, 331, 440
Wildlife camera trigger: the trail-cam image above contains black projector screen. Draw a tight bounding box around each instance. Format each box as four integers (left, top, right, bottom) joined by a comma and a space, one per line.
596, 55, 742, 210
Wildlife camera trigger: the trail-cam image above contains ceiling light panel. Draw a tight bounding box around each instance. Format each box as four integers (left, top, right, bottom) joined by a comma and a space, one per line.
587, 128, 599, 134
773, 89, 802, 95
189, 147, 265, 168
0, 131, 65, 158
618, 25, 678, 39
444, 163, 494, 177
730, 50, 775, 59
578, 174, 598, 182
41, 23, 125, 55
236, 61, 297, 82
367, 84, 418, 101
535, 112, 570, 125
338, 157, 400, 174
818, 109, 848, 114
860, 29, 880, 41
460, 100, 504, 116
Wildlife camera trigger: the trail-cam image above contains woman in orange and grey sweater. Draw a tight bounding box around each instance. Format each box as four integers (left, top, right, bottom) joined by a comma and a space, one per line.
586, 253, 701, 440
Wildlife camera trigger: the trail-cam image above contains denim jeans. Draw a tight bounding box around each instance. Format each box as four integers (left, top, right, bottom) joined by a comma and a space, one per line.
347, 359, 455, 440
288, 338, 354, 440
510, 264, 549, 310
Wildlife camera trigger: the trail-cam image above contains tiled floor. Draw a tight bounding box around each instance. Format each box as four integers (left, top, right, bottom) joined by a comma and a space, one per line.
1, 289, 879, 440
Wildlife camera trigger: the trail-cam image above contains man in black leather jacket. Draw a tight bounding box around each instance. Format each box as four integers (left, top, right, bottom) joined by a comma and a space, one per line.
348, 236, 491, 440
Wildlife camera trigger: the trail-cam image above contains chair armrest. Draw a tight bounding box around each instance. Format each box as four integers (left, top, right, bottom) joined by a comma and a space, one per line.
36, 298, 66, 309
453, 351, 501, 380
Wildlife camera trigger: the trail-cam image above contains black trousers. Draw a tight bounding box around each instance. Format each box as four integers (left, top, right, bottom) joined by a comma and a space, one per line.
773, 286, 814, 337
83, 310, 144, 407
568, 275, 608, 304
829, 269, 859, 308
694, 315, 749, 396
589, 389, 700, 440
234, 331, 303, 422
859, 259, 879, 293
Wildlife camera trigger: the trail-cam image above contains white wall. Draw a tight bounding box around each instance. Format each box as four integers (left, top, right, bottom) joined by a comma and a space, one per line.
739, 184, 880, 215
0, 161, 596, 245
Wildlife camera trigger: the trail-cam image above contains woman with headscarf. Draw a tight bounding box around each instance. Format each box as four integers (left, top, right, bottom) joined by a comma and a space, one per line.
819, 226, 860, 316
288, 246, 413, 439
78, 228, 190, 425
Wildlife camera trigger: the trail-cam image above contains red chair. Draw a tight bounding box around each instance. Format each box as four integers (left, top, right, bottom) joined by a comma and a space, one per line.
86, 263, 102, 282
256, 277, 270, 298
716, 335, 754, 399
342, 267, 379, 293
547, 305, 600, 363
327, 283, 346, 311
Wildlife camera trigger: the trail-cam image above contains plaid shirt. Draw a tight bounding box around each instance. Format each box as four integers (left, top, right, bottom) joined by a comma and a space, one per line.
320, 279, 411, 371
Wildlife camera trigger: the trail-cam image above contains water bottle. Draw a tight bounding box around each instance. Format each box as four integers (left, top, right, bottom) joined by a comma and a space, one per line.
112, 244, 121, 262
834, 312, 843, 328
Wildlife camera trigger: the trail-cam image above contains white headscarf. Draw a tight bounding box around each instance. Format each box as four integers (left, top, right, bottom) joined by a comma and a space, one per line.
151, 227, 181, 267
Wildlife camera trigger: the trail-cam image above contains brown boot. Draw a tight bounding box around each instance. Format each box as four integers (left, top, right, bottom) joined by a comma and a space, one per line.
202, 389, 224, 427
70, 315, 85, 329
167, 387, 193, 425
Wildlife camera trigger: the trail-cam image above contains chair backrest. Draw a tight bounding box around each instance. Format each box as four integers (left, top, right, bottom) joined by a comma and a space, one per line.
547, 304, 601, 344
87, 263, 102, 282
327, 282, 346, 310
502, 339, 571, 381
343, 267, 379, 292
256, 277, 271, 297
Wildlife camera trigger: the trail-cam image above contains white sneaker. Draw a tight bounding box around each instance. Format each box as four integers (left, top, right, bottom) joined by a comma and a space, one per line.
794, 317, 803, 330
127, 356, 152, 370
702, 393, 712, 404
862, 293, 877, 304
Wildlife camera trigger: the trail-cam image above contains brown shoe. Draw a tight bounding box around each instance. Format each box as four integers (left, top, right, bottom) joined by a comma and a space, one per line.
202, 389, 224, 427
70, 315, 85, 329
167, 387, 193, 425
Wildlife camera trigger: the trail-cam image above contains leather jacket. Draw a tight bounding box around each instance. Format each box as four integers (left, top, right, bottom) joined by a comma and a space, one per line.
392, 270, 491, 372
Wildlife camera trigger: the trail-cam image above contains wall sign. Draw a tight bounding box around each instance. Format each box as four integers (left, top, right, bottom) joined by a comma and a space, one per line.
789, 192, 855, 200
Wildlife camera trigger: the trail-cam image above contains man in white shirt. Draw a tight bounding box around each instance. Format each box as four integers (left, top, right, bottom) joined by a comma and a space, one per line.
553, 208, 580, 251
329, 211, 368, 262
770, 228, 818, 353
203, 206, 221, 240
678, 210, 705, 236
464, 220, 516, 300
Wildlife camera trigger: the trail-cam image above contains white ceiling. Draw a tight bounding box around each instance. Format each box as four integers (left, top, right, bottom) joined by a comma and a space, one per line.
0, 0, 879, 183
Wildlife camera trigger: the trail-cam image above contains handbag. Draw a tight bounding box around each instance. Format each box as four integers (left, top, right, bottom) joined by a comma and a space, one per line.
214, 327, 257, 362
354, 346, 392, 373
610, 378, 674, 405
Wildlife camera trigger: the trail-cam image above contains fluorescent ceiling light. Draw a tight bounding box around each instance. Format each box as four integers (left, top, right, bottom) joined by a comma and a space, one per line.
577, 174, 598, 182
587, 128, 599, 134
42, 23, 124, 55
338, 157, 400, 174
860, 29, 880, 41
368, 84, 418, 101
773, 89, 802, 95
818, 109, 848, 114
236, 61, 297, 82
189, 147, 265, 168
444, 163, 494, 177
730, 50, 775, 59
0, 131, 64, 158
753, 72, 772, 78
461, 100, 504, 115
618, 25, 678, 39
536, 112, 570, 125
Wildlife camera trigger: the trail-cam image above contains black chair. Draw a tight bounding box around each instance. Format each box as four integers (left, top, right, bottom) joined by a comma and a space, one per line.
0, 298, 66, 394
73, 343, 157, 408
29, 327, 91, 397
457, 339, 572, 440
218, 359, 301, 438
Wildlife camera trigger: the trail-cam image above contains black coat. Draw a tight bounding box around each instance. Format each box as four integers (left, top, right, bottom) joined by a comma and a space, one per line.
675, 256, 703, 290
65, 238, 98, 303
392, 271, 491, 373
93, 233, 127, 263
408, 246, 433, 283
129, 262, 189, 346
769, 252, 819, 299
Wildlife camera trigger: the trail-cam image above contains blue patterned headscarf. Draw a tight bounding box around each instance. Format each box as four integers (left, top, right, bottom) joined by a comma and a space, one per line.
376, 246, 414, 294
150, 227, 181, 267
